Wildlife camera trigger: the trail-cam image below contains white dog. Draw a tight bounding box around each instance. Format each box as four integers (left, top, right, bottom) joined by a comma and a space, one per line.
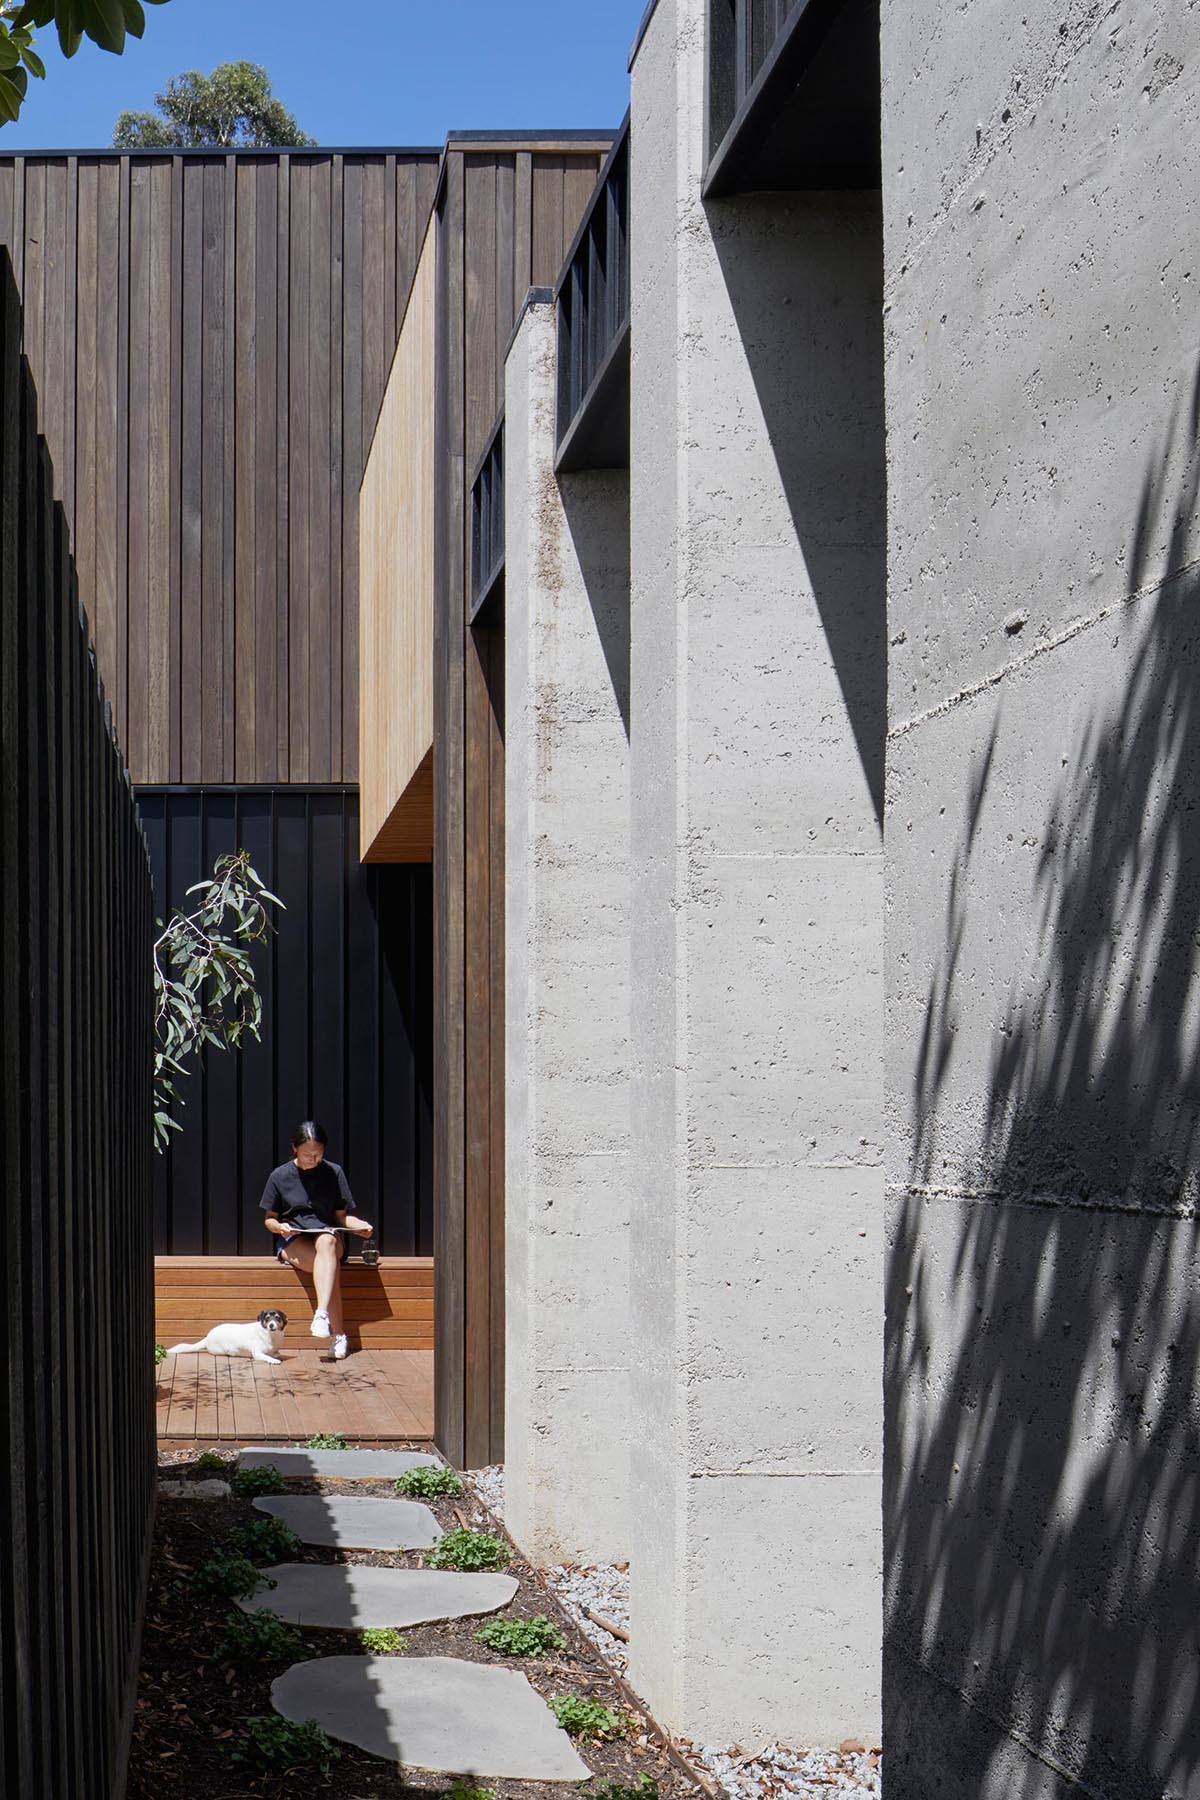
167, 1307, 288, 1364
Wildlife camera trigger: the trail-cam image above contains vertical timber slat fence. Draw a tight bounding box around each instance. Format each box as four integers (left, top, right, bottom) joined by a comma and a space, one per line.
0, 248, 156, 1800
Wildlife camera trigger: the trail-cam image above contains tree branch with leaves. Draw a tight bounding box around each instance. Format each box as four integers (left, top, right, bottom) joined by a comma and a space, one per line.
153, 850, 283, 1153
0, 0, 171, 125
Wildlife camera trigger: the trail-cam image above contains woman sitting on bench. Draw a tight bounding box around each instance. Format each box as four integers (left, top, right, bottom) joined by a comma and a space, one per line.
260, 1121, 373, 1362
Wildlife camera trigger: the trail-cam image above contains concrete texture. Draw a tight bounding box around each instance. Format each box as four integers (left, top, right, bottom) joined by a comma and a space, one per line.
504, 300, 633, 1564
627, 0, 886, 1746
252, 1496, 442, 1550
238, 1448, 440, 1479
239, 1565, 518, 1628
271, 1655, 592, 1779
882, 3, 1200, 1795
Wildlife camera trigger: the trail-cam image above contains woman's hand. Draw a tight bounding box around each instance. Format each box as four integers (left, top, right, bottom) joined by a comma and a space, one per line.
344, 1216, 373, 1236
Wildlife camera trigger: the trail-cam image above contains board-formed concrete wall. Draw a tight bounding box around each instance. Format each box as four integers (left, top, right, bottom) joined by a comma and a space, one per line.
882, 4, 1200, 1795
628, 0, 886, 1744
504, 300, 632, 1562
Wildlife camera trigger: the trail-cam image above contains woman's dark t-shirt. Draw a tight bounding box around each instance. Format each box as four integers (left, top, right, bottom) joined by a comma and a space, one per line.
260, 1159, 355, 1234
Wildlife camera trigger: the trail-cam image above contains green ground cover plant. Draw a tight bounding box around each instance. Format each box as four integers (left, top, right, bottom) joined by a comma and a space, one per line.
221, 1607, 302, 1662
231, 1715, 341, 1775
591, 1778, 659, 1800
548, 1696, 628, 1741
231, 1465, 288, 1498
305, 1431, 348, 1449
394, 1464, 463, 1499
192, 1553, 266, 1602
154, 1343, 167, 1366
193, 1449, 227, 1472
475, 1614, 565, 1657
446, 1780, 497, 1800
425, 1529, 511, 1572
234, 1516, 301, 1565
360, 1627, 408, 1653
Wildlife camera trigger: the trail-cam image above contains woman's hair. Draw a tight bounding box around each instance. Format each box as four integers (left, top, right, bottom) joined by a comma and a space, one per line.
291, 1120, 328, 1149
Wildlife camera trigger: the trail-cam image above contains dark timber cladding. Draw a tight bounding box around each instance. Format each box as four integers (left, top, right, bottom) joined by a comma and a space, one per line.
0, 149, 439, 782
434, 135, 612, 1466
139, 787, 433, 1258
0, 249, 155, 1800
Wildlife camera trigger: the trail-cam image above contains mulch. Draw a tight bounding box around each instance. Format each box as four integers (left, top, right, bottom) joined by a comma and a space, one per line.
128, 1448, 703, 1800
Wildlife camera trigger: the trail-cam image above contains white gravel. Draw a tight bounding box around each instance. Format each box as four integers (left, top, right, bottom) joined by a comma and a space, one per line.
464, 1465, 882, 1800
543, 1562, 630, 1674
691, 1742, 881, 1800
466, 1463, 506, 1520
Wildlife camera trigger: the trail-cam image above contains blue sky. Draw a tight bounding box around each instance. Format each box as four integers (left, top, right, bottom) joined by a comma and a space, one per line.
0, 0, 646, 149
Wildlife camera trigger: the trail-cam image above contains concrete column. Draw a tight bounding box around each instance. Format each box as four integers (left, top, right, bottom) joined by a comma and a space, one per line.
627, 0, 886, 1746
882, 4, 1200, 1795
503, 299, 632, 1563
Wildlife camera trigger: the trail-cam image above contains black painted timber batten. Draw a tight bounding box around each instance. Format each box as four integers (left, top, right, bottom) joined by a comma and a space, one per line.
0, 248, 156, 1800
555, 116, 631, 472
469, 412, 506, 626
704, 0, 881, 195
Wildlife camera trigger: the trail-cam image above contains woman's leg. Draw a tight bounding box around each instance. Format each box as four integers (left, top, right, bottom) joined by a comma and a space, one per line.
313, 1232, 344, 1334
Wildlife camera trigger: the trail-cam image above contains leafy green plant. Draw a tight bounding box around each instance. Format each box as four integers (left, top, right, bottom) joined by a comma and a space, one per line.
394, 1463, 463, 1499
305, 1431, 348, 1450
231, 1715, 340, 1774
425, 1529, 511, 1573
153, 1342, 167, 1366
360, 1627, 408, 1653
221, 1606, 302, 1662
194, 1449, 227, 1472
475, 1614, 565, 1657
548, 1696, 627, 1742
0, 0, 172, 126
591, 1779, 659, 1800
234, 1516, 301, 1565
192, 1553, 266, 1602
446, 1780, 497, 1800
152, 850, 283, 1151
231, 1464, 288, 1499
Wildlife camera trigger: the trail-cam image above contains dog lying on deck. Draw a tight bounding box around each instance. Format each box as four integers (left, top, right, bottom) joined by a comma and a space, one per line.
166, 1308, 288, 1364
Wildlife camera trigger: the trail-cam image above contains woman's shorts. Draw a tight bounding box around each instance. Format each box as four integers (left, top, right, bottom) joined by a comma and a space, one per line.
275, 1231, 348, 1266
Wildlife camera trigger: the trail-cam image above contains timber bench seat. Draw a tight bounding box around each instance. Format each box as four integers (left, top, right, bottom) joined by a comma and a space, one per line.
155, 1255, 433, 1351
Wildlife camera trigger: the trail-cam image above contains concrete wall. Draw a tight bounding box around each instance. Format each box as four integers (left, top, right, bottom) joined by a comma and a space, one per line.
628, 0, 887, 1745
504, 300, 632, 1562
882, 4, 1200, 1796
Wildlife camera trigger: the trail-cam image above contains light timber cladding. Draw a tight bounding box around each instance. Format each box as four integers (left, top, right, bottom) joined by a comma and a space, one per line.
0, 149, 439, 784
360, 223, 436, 861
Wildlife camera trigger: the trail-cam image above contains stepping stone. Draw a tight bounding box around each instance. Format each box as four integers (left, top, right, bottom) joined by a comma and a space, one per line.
271, 1655, 590, 1780
239, 1446, 441, 1480
253, 1494, 442, 1550
238, 1565, 518, 1629
158, 1478, 231, 1500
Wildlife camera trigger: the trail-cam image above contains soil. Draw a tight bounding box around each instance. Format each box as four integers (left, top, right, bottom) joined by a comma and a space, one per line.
129, 1447, 702, 1800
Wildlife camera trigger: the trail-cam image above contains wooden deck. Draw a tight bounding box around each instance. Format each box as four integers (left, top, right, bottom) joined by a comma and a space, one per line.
154, 1255, 433, 1351
156, 1347, 434, 1443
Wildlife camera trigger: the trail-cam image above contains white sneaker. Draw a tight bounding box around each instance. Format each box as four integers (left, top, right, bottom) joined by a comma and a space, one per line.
310, 1309, 331, 1339
331, 1334, 348, 1360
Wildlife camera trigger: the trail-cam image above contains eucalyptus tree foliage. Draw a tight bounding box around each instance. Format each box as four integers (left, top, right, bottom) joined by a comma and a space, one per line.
113, 59, 316, 148
0, 0, 171, 125
153, 850, 283, 1153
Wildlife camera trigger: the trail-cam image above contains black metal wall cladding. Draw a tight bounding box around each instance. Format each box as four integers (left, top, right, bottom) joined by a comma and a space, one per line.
137, 786, 433, 1258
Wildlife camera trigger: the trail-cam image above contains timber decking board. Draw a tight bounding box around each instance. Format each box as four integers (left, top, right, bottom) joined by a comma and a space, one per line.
0, 150, 440, 783
155, 1349, 435, 1442
154, 1256, 434, 1351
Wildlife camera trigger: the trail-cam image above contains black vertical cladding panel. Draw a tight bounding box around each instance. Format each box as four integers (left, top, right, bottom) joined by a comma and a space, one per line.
236, 794, 275, 1249
200, 790, 239, 1251
138, 786, 432, 1254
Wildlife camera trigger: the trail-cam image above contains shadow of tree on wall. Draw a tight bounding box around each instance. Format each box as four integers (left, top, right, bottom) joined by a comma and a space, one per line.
886, 372, 1200, 1799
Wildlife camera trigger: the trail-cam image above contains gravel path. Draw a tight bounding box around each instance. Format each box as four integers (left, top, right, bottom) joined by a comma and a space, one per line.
465, 1465, 882, 1800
